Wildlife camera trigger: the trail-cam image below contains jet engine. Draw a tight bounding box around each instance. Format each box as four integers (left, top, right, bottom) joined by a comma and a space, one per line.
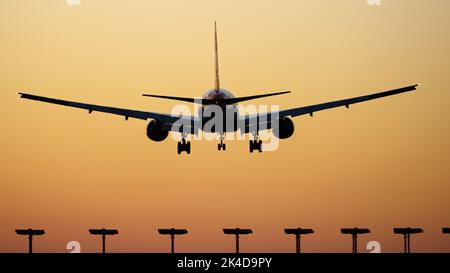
146, 120, 169, 141
272, 117, 295, 139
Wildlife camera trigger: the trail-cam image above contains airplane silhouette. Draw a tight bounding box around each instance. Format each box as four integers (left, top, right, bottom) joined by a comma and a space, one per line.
18, 22, 419, 154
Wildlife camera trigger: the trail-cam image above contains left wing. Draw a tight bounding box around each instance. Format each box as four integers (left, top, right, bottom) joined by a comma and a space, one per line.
242, 84, 419, 133
18, 92, 197, 133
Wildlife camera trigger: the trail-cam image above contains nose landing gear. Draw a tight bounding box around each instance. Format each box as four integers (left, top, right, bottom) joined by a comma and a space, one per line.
218, 141, 226, 151
218, 134, 226, 151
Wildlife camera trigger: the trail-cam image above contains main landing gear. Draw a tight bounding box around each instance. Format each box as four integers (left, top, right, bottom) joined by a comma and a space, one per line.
177, 138, 191, 154
248, 131, 262, 153
249, 139, 262, 153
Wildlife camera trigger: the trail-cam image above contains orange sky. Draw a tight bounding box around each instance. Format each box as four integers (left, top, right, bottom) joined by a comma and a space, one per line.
1, 0, 449, 253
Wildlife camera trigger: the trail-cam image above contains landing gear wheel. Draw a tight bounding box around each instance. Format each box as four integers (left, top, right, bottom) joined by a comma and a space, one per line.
177, 142, 182, 154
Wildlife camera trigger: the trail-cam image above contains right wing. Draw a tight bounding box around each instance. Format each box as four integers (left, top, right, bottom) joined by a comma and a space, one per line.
18, 92, 197, 133
278, 84, 419, 118
241, 84, 419, 133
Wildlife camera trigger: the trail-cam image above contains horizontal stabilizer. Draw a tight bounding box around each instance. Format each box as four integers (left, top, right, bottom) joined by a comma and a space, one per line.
142, 91, 291, 105
224, 91, 291, 104
141, 94, 204, 104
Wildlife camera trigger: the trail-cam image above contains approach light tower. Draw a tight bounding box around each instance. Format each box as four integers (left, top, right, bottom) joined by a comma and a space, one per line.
340, 228, 371, 253
89, 228, 119, 253
223, 228, 253, 253
158, 228, 188, 253
444, 227, 450, 249
284, 228, 314, 253
393, 227, 423, 253
15, 229, 45, 253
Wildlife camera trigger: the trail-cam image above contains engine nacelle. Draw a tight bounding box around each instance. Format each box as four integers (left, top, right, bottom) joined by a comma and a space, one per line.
146, 120, 169, 142
272, 117, 295, 139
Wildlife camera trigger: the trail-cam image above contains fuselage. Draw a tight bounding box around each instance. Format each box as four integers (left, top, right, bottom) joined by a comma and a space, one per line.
200, 88, 239, 133
202, 88, 235, 102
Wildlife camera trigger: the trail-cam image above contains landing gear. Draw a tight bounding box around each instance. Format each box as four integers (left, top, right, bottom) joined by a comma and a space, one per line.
177, 138, 191, 154
249, 132, 262, 153
218, 134, 226, 151
249, 139, 262, 153
218, 142, 226, 151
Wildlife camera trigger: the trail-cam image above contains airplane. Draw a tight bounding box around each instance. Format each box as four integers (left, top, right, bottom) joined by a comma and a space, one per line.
18, 22, 419, 154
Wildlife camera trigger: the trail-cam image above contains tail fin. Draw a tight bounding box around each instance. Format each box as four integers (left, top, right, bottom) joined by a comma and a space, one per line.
214, 21, 220, 91
142, 23, 292, 105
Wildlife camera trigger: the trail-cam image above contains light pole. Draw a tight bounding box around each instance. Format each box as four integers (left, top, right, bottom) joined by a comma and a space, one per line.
15, 228, 45, 253
89, 228, 119, 253
284, 228, 314, 253
158, 228, 188, 253
393, 227, 423, 253
341, 228, 370, 253
223, 228, 253, 253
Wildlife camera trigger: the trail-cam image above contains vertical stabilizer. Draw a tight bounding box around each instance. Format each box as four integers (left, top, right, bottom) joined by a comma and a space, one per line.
214, 22, 220, 91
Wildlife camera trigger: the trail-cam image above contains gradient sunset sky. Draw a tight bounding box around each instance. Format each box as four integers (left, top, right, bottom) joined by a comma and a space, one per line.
1, 0, 449, 253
